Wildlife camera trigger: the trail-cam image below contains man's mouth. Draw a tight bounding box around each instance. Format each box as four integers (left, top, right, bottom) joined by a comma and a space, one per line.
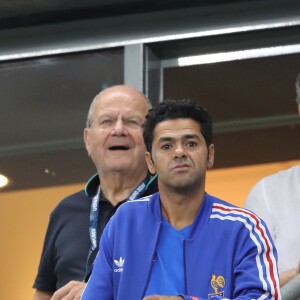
109, 146, 130, 151
173, 163, 190, 170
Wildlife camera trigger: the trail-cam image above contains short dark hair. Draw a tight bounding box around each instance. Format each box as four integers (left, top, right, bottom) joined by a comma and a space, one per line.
143, 99, 213, 152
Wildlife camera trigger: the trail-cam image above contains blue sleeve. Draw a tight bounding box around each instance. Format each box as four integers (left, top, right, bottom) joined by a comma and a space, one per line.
81, 224, 114, 300
179, 296, 258, 300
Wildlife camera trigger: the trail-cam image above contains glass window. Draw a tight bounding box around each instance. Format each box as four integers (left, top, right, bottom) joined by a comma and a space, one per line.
163, 53, 300, 168
0, 48, 124, 191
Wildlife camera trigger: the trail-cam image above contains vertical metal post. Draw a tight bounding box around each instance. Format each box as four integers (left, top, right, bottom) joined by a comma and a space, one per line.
124, 44, 144, 93
144, 46, 163, 106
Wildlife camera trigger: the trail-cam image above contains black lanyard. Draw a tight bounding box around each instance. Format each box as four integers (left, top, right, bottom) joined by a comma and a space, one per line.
83, 175, 150, 281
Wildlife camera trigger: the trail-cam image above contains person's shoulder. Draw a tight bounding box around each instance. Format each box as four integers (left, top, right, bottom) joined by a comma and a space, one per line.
120, 194, 153, 211
112, 193, 157, 220
207, 193, 266, 227
207, 192, 260, 219
279, 164, 300, 178
206, 193, 237, 208
104, 194, 157, 235
259, 164, 300, 184
52, 174, 99, 213
246, 165, 300, 198
51, 189, 88, 216
58, 189, 86, 204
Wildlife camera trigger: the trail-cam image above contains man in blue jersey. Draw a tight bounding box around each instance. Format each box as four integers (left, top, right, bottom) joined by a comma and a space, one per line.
81, 99, 280, 300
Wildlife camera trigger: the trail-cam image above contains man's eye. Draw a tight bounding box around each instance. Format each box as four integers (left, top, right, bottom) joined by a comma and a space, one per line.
99, 119, 113, 126
126, 119, 139, 126
187, 141, 197, 147
162, 144, 172, 150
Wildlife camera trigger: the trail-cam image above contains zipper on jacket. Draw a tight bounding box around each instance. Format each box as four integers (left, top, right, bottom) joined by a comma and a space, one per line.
140, 221, 162, 299
183, 239, 188, 295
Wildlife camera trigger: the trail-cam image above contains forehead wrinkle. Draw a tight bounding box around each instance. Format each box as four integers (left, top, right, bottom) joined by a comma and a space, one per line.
96, 108, 143, 119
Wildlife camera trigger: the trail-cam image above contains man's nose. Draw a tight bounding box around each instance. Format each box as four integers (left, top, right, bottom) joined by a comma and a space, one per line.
111, 118, 127, 135
174, 144, 186, 157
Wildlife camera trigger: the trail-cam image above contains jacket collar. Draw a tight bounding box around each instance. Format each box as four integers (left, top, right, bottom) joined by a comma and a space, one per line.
148, 192, 214, 238
84, 173, 99, 197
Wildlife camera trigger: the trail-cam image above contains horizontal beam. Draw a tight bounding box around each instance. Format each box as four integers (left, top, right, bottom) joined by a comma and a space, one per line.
0, 138, 84, 158
0, 114, 299, 157
1, 1, 300, 61
162, 44, 300, 68
214, 114, 300, 133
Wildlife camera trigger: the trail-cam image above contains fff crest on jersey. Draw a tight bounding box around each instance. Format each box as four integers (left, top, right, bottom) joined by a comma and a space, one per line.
208, 274, 225, 298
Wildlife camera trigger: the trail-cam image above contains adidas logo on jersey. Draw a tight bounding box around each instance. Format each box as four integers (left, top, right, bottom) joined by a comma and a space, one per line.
114, 257, 125, 272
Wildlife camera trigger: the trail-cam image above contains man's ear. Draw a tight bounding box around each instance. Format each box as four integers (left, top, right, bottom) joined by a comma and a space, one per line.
145, 152, 156, 175
83, 128, 91, 156
207, 144, 215, 169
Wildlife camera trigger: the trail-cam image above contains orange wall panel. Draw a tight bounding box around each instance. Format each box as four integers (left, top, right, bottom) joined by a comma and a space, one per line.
0, 183, 84, 300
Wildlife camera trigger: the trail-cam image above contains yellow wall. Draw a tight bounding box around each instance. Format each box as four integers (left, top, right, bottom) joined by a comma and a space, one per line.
0, 159, 299, 300
0, 183, 84, 300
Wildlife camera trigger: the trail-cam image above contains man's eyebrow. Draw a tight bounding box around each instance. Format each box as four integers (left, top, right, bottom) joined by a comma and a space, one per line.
158, 134, 200, 143
97, 113, 114, 119
123, 115, 143, 120
183, 134, 200, 140
158, 136, 175, 143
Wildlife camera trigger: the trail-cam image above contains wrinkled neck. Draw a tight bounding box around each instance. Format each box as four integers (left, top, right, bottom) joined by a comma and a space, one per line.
99, 169, 148, 206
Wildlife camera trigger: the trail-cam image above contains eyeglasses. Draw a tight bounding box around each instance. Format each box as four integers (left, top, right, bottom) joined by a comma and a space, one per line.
88, 117, 143, 130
